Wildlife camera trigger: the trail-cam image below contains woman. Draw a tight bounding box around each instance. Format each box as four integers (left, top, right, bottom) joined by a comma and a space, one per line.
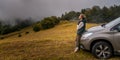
74, 14, 86, 53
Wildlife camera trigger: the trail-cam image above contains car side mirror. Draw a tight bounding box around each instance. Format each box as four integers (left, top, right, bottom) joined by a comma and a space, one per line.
101, 24, 106, 27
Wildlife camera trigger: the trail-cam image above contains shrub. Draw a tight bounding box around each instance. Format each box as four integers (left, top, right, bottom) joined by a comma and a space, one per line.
33, 16, 60, 31
25, 32, 29, 34
0, 37, 4, 40
50, 16, 60, 25
18, 34, 22, 37
40, 17, 55, 29
33, 23, 42, 32
0, 25, 12, 35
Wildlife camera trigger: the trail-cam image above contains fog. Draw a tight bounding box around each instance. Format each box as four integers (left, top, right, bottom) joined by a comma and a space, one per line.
0, 0, 120, 24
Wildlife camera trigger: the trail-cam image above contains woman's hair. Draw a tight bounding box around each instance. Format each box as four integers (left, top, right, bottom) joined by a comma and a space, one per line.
79, 14, 86, 20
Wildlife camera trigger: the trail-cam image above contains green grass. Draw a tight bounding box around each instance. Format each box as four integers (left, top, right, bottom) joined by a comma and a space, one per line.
0, 21, 120, 60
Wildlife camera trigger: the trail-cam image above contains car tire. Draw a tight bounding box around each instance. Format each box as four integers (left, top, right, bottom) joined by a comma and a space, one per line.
92, 41, 113, 59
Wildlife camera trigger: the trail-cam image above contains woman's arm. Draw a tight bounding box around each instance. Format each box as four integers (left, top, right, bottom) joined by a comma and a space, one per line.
77, 22, 84, 30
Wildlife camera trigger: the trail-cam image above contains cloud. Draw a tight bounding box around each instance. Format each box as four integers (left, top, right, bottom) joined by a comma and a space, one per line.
0, 0, 119, 21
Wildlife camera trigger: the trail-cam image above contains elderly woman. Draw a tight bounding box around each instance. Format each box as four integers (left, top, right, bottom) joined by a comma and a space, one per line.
74, 14, 87, 53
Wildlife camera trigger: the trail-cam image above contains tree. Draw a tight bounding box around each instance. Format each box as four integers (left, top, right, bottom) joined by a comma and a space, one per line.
60, 11, 80, 20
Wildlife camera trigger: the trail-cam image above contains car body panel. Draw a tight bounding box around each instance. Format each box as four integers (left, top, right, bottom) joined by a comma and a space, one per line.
80, 17, 120, 53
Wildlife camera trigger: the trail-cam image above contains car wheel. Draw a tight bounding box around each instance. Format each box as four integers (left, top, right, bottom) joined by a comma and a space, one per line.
92, 41, 113, 59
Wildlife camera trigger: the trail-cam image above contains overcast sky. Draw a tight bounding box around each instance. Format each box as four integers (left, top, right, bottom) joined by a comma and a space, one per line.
0, 0, 120, 20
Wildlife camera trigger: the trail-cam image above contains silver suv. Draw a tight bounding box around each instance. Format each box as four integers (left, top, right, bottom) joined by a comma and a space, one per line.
80, 17, 120, 59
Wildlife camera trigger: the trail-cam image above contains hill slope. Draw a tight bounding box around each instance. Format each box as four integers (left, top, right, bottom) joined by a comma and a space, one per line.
0, 21, 119, 60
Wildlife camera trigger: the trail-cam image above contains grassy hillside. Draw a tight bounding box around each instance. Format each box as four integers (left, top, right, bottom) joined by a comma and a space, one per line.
0, 21, 119, 60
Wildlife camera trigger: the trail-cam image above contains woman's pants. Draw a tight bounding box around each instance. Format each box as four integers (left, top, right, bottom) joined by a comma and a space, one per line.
75, 34, 82, 49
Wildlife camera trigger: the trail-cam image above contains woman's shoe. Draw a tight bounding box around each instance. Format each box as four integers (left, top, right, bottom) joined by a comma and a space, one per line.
74, 47, 80, 53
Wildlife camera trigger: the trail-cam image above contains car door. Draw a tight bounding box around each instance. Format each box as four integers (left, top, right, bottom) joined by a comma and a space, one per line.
113, 24, 120, 50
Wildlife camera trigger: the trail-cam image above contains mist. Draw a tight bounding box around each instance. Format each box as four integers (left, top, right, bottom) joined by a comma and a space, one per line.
0, 0, 120, 25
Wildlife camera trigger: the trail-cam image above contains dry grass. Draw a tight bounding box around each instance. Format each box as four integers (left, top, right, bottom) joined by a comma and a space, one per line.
0, 21, 120, 60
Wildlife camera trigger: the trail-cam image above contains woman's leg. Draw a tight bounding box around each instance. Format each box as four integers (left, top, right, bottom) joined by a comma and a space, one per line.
74, 34, 81, 52
76, 35, 81, 48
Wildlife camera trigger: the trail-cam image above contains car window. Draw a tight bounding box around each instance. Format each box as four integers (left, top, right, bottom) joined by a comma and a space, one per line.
117, 25, 120, 30
112, 23, 120, 31
105, 17, 120, 28
111, 23, 120, 31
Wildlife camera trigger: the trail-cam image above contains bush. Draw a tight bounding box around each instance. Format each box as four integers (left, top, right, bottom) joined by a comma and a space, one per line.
0, 25, 12, 35
32, 16, 60, 32
40, 17, 55, 29
0, 18, 33, 35
50, 16, 60, 25
33, 23, 42, 32
18, 34, 22, 37
0, 37, 4, 40
25, 32, 29, 34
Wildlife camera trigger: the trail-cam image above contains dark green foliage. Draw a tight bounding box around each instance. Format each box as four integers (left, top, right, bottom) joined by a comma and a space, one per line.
33, 16, 60, 32
15, 18, 33, 30
0, 25, 11, 35
0, 18, 33, 35
0, 16, 59, 34
50, 16, 60, 25
61, 5, 120, 23
40, 17, 55, 29
84, 5, 120, 23
40, 16, 60, 29
33, 23, 42, 32
61, 11, 80, 20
